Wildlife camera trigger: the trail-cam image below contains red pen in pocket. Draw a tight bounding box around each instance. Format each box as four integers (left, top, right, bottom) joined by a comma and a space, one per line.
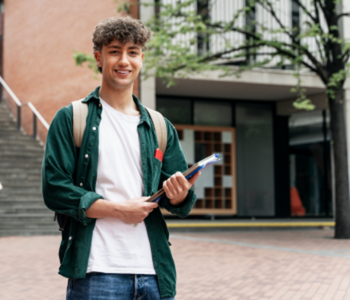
154, 148, 163, 162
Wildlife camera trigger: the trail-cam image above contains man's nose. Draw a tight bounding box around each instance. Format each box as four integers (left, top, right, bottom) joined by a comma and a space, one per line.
118, 52, 129, 66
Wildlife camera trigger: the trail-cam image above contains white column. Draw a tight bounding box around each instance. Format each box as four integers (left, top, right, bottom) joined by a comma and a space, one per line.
139, 0, 156, 109
342, 1, 350, 186
346, 89, 350, 175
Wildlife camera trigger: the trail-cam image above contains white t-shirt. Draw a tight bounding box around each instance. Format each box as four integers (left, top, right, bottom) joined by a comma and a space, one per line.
86, 98, 156, 275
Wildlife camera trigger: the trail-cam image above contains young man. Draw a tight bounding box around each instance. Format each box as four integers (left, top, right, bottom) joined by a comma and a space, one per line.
42, 17, 199, 300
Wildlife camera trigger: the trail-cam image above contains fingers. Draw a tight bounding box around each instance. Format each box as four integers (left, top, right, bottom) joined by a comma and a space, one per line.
147, 202, 158, 209
140, 197, 150, 202
139, 197, 158, 210
172, 172, 192, 190
188, 171, 201, 185
163, 172, 193, 198
163, 176, 178, 198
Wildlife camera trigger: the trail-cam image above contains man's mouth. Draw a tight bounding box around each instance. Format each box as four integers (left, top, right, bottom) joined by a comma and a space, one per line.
116, 70, 131, 74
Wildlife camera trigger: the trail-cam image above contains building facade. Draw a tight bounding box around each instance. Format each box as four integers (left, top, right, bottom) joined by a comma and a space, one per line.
2, 0, 350, 218
139, 0, 350, 218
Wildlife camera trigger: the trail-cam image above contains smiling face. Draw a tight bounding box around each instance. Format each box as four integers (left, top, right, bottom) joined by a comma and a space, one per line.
94, 39, 144, 90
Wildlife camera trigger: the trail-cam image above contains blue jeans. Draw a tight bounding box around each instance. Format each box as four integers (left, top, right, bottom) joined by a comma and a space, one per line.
66, 273, 175, 300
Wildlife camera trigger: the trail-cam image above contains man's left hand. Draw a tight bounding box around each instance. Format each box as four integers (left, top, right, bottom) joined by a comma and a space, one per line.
163, 171, 201, 206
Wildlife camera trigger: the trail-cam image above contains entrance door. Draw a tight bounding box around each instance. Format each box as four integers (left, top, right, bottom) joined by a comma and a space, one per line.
235, 103, 275, 217
289, 110, 332, 217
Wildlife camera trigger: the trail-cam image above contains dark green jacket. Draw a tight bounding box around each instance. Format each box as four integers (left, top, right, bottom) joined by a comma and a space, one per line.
42, 87, 196, 298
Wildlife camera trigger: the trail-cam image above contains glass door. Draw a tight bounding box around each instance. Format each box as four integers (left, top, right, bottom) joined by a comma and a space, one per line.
235, 103, 275, 216
289, 110, 332, 217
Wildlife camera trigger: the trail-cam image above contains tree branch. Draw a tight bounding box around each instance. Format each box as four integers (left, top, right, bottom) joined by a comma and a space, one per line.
313, 0, 326, 38
304, 20, 326, 64
257, 0, 294, 40
172, 44, 261, 72
207, 22, 323, 76
254, 0, 324, 75
292, 0, 317, 24
341, 49, 350, 64
337, 12, 350, 21
153, 0, 328, 83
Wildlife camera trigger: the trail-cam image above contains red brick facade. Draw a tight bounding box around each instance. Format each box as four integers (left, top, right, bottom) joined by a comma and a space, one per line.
3, 0, 139, 142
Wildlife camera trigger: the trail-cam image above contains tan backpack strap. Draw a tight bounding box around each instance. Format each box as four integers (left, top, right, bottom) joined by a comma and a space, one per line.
145, 107, 167, 154
72, 99, 88, 148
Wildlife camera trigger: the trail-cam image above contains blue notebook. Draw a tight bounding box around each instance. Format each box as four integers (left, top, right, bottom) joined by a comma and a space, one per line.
147, 153, 221, 203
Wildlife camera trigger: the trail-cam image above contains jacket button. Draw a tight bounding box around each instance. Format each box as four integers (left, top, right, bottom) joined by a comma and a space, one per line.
80, 182, 83, 187
99, 103, 102, 107
92, 127, 96, 131
69, 236, 72, 240
85, 154, 89, 158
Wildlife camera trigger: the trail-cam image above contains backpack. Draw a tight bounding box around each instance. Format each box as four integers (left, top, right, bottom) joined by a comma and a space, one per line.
54, 99, 168, 231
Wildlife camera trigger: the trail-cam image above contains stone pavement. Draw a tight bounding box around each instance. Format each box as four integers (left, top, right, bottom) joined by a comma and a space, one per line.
1, 229, 350, 300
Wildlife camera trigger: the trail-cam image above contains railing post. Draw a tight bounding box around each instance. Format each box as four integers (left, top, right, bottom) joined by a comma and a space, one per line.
33, 113, 37, 139
17, 105, 21, 130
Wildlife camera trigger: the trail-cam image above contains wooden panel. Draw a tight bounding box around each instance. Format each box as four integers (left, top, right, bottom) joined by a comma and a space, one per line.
167, 124, 237, 215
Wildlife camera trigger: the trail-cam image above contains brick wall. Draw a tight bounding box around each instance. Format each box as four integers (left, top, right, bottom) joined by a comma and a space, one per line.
3, 0, 139, 142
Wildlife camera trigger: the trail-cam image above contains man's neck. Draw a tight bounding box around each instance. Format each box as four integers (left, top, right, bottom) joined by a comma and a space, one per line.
98, 80, 140, 116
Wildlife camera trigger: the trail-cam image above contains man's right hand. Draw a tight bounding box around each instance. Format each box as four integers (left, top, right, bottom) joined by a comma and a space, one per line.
85, 197, 158, 223
116, 197, 158, 224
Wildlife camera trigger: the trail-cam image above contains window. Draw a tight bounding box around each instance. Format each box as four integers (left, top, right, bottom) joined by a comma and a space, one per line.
156, 97, 192, 124
194, 101, 232, 127
157, 96, 233, 127
245, 0, 256, 64
291, 0, 300, 39
197, 0, 210, 56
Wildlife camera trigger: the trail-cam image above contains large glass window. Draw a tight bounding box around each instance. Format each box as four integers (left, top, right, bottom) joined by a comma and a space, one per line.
194, 101, 232, 127
236, 103, 275, 216
157, 97, 192, 124
157, 97, 233, 127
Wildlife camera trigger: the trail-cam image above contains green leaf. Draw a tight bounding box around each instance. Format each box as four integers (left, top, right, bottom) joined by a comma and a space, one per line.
293, 99, 315, 111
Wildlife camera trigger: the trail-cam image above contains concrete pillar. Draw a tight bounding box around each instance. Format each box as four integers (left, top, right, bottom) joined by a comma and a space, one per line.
139, 0, 156, 109
345, 89, 350, 178
342, 1, 350, 189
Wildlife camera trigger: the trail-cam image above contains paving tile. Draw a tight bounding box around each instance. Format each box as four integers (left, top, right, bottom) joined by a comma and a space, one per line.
1, 230, 350, 299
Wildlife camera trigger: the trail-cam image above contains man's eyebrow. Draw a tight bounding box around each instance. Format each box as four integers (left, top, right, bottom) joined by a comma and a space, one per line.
107, 45, 141, 50
107, 45, 122, 49
128, 46, 141, 50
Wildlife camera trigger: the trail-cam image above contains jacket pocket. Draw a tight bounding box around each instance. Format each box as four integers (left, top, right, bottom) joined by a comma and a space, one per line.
152, 157, 163, 193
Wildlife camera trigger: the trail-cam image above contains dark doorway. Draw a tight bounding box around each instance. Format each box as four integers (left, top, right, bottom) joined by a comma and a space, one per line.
289, 110, 332, 217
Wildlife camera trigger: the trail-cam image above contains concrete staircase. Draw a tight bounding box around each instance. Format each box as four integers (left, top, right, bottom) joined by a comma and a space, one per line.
0, 102, 58, 236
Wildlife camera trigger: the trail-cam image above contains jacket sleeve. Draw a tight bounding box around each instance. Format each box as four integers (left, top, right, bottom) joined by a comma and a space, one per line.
158, 118, 196, 218
41, 105, 102, 226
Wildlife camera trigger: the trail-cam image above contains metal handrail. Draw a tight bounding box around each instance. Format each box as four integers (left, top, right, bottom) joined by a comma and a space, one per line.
0, 76, 49, 139
0, 76, 21, 106
28, 102, 49, 130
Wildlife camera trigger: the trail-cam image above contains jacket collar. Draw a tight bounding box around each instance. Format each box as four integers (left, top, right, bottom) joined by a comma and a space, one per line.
83, 86, 151, 127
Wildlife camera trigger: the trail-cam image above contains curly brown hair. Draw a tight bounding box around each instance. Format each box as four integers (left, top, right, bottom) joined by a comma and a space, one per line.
92, 16, 151, 73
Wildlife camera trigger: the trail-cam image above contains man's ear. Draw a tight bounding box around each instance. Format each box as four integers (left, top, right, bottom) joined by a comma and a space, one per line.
141, 52, 144, 67
94, 51, 102, 68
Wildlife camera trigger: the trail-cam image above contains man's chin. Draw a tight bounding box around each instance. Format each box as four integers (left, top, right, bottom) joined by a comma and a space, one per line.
107, 79, 134, 89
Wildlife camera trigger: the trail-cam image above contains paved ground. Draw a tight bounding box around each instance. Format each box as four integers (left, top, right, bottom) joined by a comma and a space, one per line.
2, 229, 350, 300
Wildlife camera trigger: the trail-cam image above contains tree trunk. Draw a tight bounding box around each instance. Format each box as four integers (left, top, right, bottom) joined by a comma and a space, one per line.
329, 88, 350, 238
